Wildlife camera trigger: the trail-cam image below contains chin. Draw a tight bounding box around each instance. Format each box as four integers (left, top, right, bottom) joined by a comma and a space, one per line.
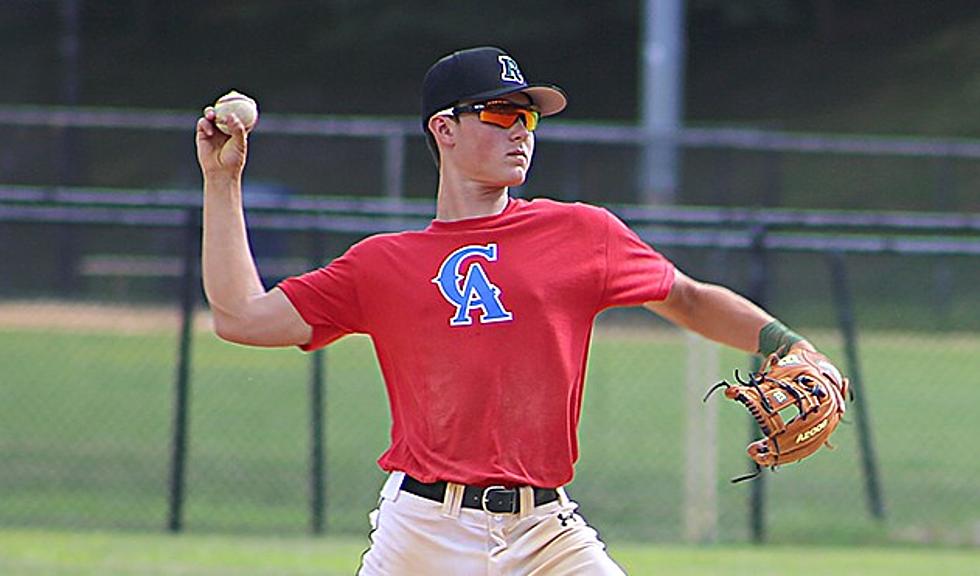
503, 169, 528, 187
481, 166, 527, 188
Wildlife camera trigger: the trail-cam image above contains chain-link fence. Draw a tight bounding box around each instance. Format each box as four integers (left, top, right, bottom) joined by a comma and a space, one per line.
2, 194, 978, 546
1, 109, 979, 545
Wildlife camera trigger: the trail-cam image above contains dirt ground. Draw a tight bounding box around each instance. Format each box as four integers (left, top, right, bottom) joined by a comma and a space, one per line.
0, 300, 214, 334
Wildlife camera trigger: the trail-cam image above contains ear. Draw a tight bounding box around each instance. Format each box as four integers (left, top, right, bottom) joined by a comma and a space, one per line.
428, 115, 457, 149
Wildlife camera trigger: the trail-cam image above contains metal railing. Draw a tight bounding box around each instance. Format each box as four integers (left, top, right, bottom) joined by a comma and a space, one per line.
3, 103, 980, 200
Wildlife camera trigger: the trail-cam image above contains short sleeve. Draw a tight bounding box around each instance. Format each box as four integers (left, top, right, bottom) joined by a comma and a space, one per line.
599, 209, 675, 309
277, 245, 367, 350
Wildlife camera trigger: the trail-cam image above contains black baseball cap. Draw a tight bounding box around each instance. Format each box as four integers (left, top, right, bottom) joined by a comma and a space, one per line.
421, 46, 567, 133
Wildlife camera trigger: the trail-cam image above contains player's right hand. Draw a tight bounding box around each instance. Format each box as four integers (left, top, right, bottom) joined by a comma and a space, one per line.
195, 106, 248, 179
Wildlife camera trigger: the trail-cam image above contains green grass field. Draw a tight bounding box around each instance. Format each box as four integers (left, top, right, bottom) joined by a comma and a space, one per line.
2, 306, 979, 550
1, 529, 977, 576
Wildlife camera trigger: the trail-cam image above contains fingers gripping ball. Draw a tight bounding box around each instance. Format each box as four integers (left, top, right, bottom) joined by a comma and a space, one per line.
704, 347, 850, 482
213, 90, 258, 135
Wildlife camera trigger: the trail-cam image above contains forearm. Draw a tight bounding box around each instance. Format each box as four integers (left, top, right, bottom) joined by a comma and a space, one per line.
667, 283, 772, 353
201, 174, 266, 321
645, 273, 810, 355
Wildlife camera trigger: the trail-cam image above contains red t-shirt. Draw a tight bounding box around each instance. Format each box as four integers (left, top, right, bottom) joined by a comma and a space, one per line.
278, 197, 675, 488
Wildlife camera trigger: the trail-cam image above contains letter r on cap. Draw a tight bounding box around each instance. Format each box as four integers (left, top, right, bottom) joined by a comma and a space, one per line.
498, 56, 524, 84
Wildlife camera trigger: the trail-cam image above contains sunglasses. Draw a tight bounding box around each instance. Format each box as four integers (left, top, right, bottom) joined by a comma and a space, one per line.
437, 99, 541, 132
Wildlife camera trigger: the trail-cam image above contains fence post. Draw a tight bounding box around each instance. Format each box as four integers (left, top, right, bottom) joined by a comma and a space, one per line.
762, 151, 783, 207
167, 208, 199, 532
932, 157, 955, 323
308, 232, 327, 534
383, 133, 405, 199
683, 333, 719, 543
55, 0, 82, 297
827, 251, 886, 520
310, 349, 326, 534
747, 224, 769, 543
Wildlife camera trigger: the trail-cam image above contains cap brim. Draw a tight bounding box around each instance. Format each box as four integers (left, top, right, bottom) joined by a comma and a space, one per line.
520, 85, 567, 117
455, 84, 567, 117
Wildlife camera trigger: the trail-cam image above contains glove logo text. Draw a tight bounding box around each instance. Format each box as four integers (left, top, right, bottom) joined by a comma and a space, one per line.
777, 354, 802, 367
795, 418, 828, 444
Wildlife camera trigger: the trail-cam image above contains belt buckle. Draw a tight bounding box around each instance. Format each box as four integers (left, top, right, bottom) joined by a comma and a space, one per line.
480, 485, 517, 514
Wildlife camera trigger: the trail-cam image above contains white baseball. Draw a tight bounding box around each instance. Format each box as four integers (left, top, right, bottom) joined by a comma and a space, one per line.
213, 90, 258, 135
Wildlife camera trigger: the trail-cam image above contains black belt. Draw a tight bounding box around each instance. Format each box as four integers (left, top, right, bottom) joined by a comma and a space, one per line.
400, 474, 560, 514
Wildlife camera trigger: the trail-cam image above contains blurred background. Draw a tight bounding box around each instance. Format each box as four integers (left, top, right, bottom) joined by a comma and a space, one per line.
1, 0, 978, 552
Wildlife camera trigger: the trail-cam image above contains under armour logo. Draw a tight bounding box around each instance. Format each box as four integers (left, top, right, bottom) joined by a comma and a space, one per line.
432, 243, 514, 327
557, 512, 575, 527
498, 55, 525, 84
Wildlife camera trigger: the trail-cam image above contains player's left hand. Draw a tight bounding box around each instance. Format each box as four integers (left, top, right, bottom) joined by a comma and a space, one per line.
704, 344, 850, 482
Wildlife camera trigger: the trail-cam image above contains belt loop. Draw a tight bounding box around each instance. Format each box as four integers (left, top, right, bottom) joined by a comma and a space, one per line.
518, 486, 534, 519
556, 486, 571, 507
381, 471, 406, 502
441, 481, 464, 518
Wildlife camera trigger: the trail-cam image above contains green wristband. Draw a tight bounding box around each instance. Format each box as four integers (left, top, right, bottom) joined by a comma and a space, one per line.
758, 320, 804, 357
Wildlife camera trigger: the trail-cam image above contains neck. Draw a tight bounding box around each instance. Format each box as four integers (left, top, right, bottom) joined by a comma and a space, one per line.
435, 179, 510, 222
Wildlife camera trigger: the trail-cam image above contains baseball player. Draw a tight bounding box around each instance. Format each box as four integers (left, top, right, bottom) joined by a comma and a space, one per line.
195, 46, 827, 575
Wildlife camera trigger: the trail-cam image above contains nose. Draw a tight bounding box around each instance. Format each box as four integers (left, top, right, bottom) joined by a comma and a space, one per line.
509, 119, 530, 140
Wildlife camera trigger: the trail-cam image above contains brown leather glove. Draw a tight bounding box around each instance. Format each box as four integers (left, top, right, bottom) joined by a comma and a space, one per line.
705, 346, 850, 482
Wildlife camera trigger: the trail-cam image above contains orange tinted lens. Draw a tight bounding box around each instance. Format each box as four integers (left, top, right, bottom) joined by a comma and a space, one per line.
478, 108, 539, 131
478, 109, 519, 129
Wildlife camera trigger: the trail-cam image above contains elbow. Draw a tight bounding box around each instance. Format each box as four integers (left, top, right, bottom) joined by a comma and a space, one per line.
207, 293, 310, 348
645, 274, 702, 330
211, 312, 250, 344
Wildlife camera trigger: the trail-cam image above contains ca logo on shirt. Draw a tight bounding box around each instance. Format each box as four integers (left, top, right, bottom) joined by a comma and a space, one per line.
432, 243, 513, 326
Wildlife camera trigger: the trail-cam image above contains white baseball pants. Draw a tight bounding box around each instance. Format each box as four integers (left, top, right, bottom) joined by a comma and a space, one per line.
358, 472, 627, 576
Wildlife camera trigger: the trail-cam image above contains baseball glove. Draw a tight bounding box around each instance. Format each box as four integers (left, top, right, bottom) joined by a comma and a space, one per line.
704, 346, 850, 482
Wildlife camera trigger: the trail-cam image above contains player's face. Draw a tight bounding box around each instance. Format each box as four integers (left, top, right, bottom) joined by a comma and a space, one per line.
453, 94, 536, 188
